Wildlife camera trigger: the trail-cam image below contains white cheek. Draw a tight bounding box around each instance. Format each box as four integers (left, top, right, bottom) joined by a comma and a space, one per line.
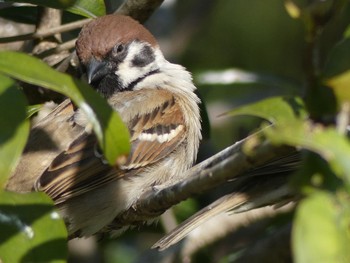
115, 42, 160, 88
117, 61, 155, 86
115, 62, 142, 86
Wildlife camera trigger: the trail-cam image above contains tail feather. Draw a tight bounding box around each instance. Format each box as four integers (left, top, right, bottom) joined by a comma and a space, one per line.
153, 175, 293, 251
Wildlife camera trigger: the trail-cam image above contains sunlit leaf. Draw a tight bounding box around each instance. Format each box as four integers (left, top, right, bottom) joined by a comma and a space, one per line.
324, 37, 350, 105
0, 74, 29, 188
293, 191, 350, 263
327, 70, 350, 104
68, 0, 106, 18
284, 0, 301, 19
26, 104, 43, 119
344, 24, 350, 39
2, 0, 76, 9
0, 51, 130, 165
0, 191, 67, 263
265, 122, 350, 182
226, 96, 306, 125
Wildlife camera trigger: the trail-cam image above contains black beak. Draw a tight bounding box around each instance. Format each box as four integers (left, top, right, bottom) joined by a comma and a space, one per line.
86, 58, 109, 84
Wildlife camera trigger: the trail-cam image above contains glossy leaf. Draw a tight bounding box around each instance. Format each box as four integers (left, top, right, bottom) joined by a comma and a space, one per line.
284, 0, 301, 19
0, 51, 130, 165
344, 24, 350, 38
0, 191, 67, 263
265, 121, 350, 182
327, 70, 350, 104
27, 104, 43, 119
68, 0, 106, 18
227, 95, 350, 181
0, 74, 29, 188
293, 191, 350, 263
324, 37, 350, 104
226, 96, 306, 125
2, 0, 76, 9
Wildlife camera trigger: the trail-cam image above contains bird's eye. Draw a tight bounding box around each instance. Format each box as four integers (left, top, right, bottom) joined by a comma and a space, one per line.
112, 44, 125, 57
116, 45, 124, 53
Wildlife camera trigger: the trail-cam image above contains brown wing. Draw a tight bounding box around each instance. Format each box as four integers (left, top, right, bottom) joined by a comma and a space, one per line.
36, 95, 186, 204
6, 99, 84, 193
123, 96, 186, 169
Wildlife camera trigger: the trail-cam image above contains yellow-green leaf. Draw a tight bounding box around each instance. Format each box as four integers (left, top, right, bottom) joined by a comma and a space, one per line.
0, 74, 29, 188
266, 122, 350, 182
226, 96, 306, 125
327, 70, 350, 104
0, 191, 67, 263
293, 191, 350, 263
0, 51, 130, 165
68, 0, 106, 18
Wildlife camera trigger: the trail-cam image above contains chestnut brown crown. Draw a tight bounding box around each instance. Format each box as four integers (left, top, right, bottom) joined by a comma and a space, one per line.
76, 14, 158, 64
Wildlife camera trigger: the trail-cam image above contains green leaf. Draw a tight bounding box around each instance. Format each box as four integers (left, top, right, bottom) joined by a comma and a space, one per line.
27, 104, 43, 119
0, 51, 130, 165
0, 191, 67, 263
323, 25, 350, 106
3, 0, 77, 9
293, 191, 350, 263
323, 38, 350, 79
68, 0, 106, 18
327, 70, 350, 104
344, 24, 350, 39
226, 96, 306, 125
284, 0, 301, 19
226, 95, 350, 181
0, 74, 29, 188
265, 121, 350, 182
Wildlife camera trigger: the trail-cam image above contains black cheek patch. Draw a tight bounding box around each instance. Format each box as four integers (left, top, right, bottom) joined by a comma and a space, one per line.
96, 73, 123, 98
131, 45, 155, 67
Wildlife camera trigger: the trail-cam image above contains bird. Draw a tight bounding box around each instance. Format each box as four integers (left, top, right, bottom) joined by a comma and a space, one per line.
6, 14, 202, 238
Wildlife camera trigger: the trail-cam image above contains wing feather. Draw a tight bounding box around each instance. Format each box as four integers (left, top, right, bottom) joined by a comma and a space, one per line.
36, 92, 186, 204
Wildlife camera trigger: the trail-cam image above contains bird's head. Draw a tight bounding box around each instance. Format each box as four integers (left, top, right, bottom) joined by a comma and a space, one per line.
76, 15, 163, 97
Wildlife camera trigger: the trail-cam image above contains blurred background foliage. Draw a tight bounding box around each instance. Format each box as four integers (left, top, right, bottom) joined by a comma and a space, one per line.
1, 0, 350, 262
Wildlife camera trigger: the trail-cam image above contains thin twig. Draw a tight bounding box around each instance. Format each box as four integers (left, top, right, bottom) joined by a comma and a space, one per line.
34, 38, 77, 58
0, 0, 164, 44
0, 19, 90, 43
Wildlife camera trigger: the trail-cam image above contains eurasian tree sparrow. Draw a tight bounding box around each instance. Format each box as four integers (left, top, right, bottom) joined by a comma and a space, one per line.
6, 14, 202, 238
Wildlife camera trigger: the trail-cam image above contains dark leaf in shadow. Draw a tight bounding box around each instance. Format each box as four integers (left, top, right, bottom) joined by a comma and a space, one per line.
21, 238, 67, 263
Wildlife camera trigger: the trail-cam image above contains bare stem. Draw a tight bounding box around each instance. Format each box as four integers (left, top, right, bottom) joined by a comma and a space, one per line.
0, 19, 90, 43
0, 0, 164, 44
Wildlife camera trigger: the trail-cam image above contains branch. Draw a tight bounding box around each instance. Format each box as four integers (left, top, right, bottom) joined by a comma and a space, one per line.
34, 39, 76, 60
0, 0, 164, 44
0, 19, 90, 43
115, 0, 164, 23
109, 133, 296, 228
